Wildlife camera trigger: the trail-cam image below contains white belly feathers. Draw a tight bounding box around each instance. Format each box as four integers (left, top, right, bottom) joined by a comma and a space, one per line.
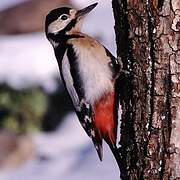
61, 41, 113, 107
74, 45, 113, 105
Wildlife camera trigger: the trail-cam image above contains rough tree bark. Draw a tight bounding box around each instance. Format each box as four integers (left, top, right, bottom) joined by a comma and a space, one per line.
112, 0, 180, 179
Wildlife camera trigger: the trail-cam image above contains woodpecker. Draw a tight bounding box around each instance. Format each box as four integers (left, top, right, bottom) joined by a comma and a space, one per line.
45, 3, 121, 161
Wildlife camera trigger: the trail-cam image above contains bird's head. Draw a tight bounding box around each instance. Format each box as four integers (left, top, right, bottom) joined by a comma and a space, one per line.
45, 3, 98, 38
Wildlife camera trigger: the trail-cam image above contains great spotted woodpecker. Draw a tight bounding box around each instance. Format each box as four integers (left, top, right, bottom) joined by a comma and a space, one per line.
45, 3, 121, 161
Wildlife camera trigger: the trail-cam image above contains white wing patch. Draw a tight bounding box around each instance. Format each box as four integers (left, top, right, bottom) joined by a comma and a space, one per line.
61, 51, 80, 111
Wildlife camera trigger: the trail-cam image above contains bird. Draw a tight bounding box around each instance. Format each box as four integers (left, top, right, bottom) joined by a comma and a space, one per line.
45, 2, 121, 161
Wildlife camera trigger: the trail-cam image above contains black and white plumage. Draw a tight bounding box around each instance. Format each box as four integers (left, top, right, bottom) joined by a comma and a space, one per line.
45, 3, 121, 161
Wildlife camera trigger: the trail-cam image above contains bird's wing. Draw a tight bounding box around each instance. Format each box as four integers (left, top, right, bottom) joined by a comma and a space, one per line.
76, 100, 103, 161
60, 47, 103, 160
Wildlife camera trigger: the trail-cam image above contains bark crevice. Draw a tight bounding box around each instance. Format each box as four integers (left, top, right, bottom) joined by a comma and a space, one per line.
158, 0, 165, 9
112, 0, 179, 179
112, 0, 138, 179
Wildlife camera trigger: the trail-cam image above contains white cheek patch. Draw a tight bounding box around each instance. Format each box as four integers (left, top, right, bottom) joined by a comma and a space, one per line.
48, 18, 71, 34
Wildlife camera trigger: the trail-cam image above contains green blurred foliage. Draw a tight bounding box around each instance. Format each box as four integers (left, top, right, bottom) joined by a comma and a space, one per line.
0, 84, 47, 134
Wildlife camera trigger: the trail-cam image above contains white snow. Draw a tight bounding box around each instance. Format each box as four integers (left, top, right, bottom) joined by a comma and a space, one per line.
0, 33, 59, 91
0, 113, 119, 180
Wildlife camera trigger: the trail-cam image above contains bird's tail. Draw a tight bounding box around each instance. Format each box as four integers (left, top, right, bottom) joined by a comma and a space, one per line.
92, 137, 121, 171
92, 138, 103, 161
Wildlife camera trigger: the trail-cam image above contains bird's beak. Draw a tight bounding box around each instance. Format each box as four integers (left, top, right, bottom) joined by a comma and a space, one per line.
76, 3, 98, 19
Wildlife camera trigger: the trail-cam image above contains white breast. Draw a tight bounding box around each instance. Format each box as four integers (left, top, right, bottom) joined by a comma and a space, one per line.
73, 44, 113, 105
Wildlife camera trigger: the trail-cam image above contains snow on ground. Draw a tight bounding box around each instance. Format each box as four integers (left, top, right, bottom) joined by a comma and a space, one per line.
0, 33, 58, 91
0, 113, 119, 180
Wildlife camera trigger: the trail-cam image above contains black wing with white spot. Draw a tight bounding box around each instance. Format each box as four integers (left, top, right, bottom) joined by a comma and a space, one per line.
76, 100, 103, 161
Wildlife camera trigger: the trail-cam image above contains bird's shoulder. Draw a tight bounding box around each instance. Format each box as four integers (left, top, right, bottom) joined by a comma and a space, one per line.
67, 33, 100, 50
67, 33, 116, 64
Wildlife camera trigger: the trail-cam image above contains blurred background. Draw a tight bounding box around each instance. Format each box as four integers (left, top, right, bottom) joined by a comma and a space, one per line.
0, 0, 118, 179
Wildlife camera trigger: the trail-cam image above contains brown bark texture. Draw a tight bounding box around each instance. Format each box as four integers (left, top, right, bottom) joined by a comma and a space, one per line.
112, 0, 180, 179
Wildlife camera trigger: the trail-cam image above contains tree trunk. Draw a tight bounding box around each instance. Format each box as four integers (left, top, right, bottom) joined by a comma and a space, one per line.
112, 0, 180, 179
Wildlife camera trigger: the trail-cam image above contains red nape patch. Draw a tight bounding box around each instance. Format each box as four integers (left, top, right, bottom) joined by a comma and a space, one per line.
94, 92, 116, 145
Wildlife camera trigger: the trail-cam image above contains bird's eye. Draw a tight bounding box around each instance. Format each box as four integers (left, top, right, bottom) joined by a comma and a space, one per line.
61, 15, 68, 20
